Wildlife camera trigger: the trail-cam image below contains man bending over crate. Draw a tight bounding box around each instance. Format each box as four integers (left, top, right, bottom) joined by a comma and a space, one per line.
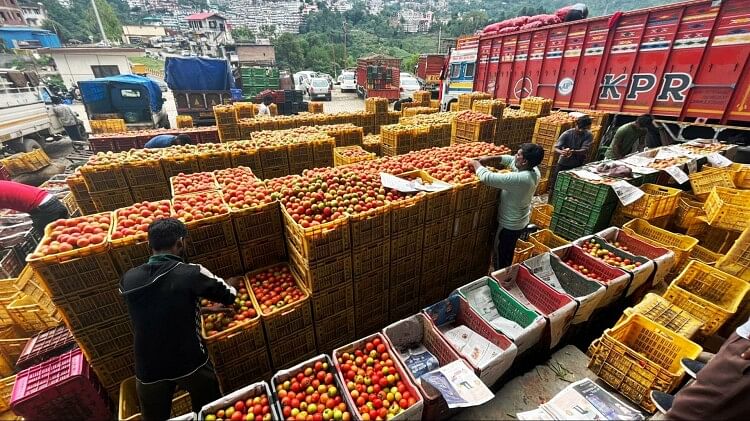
144, 133, 193, 148
0, 180, 69, 233
120, 218, 237, 420
468, 143, 544, 269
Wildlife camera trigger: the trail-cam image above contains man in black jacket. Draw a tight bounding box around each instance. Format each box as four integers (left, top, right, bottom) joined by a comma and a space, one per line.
120, 218, 237, 420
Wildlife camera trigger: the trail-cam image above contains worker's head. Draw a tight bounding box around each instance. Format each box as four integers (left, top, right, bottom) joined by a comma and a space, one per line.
635, 114, 654, 128
263, 96, 273, 105
148, 218, 188, 257
576, 115, 592, 132
51, 96, 62, 105
173, 134, 193, 146
516, 143, 545, 170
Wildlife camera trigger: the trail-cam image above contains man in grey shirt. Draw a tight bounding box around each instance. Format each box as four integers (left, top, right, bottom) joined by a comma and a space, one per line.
51, 96, 83, 141
549, 115, 593, 202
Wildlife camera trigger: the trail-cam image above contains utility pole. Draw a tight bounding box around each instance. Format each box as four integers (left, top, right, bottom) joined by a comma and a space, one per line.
437, 25, 441, 54
342, 21, 347, 67
91, 0, 109, 46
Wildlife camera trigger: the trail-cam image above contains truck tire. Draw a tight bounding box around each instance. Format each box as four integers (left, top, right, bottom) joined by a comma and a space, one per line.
21, 138, 42, 153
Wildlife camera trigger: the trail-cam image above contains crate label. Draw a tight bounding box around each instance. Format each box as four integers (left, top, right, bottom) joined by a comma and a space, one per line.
687, 160, 698, 174
612, 181, 644, 206
665, 165, 689, 184
707, 153, 733, 168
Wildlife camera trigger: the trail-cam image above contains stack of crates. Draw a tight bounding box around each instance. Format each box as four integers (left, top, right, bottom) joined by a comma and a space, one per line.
26, 213, 135, 399
10, 348, 113, 419
380, 124, 430, 156
90, 119, 126, 134
532, 112, 577, 181
65, 171, 96, 215
362, 134, 381, 156
15, 325, 76, 370
283, 208, 354, 353
457, 92, 491, 111
551, 172, 619, 240
234, 102, 256, 120
520, 96, 553, 116
413, 91, 431, 107
412, 171, 457, 308
348, 205, 390, 338
216, 168, 286, 273
320, 124, 364, 147
472, 99, 506, 120
308, 102, 324, 114
451, 111, 497, 144
214, 105, 240, 142
402, 106, 437, 118
122, 149, 169, 202
241, 67, 280, 99
202, 275, 271, 393
79, 153, 134, 212
495, 108, 538, 150
388, 191, 427, 323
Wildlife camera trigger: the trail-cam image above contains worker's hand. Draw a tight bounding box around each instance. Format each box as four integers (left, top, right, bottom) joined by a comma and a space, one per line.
466, 159, 482, 172
741, 346, 750, 359
562, 148, 572, 158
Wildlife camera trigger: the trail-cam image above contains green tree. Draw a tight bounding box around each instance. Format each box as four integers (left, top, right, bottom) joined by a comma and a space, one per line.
232, 27, 254, 42
274, 33, 306, 72
86, 0, 124, 42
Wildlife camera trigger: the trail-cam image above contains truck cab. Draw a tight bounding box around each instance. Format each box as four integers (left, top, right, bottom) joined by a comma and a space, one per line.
79, 75, 170, 130
440, 46, 478, 111
0, 69, 64, 152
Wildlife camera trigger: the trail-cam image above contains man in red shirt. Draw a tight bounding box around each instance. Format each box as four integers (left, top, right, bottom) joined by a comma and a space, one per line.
0, 181, 69, 232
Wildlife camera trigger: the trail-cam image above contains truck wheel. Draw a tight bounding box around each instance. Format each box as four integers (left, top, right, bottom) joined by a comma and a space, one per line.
20, 138, 42, 153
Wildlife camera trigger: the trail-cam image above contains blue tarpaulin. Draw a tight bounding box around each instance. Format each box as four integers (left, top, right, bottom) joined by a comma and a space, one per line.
164, 57, 234, 91
79, 74, 164, 112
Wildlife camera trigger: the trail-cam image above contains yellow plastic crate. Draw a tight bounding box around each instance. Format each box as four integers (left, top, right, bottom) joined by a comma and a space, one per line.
0, 375, 15, 413
663, 260, 750, 336
6, 294, 60, 334
618, 293, 703, 339
674, 193, 707, 234
703, 187, 750, 232
512, 239, 534, 264
619, 184, 681, 220
688, 169, 735, 198
588, 314, 701, 412
531, 203, 553, 229
623, 219, 698, 269
528, 229, 569, 254
716, 226, 750, 282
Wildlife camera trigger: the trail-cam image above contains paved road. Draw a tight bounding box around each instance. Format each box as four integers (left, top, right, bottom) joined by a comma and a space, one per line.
70, 86, 364, 132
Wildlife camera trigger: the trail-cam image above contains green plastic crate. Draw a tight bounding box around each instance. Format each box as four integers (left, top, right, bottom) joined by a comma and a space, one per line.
550, 211, 615, 241
554, 172, 619, 207
552, 196, 617, 229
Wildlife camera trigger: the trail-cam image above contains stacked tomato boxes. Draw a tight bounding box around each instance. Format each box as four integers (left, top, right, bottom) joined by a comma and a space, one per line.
122, 149, 170, 202
80, 152, 135, 212
217, 168, 287, 274
26, 213, 134, 399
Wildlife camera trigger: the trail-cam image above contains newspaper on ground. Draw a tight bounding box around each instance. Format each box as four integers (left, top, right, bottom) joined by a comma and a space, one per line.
421, 360, 494, 409
441, 325, 503, 370
517, 378, 643, 420
380, 172, 452, 193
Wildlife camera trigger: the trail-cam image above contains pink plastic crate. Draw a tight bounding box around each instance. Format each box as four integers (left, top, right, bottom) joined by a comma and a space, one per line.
492, 264, 578, 348
16, 326, 77, 370
11, 348, 112, 420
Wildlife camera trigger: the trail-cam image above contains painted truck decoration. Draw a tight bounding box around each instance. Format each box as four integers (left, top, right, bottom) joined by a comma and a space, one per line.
443, 0, 750, 125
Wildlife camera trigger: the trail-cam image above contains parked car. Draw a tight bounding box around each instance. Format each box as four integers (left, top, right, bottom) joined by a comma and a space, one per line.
307, 77, 332, 101
339, 71, 356, 93
293, 71, 317, 91
400, 76, 421, 100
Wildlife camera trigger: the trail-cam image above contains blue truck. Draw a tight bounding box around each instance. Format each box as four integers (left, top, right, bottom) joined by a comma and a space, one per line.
165, 57, 235, 126
79, 74, 169, 130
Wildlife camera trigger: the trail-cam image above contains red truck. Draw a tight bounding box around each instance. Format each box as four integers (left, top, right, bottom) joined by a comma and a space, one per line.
416, 53, 446, 87
442, 0, 750, 140
356, 54, 401, 101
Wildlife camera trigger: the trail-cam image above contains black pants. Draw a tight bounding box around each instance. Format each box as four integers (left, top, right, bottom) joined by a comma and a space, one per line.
136, 362, 222, 421
28, 196, 69, 233
548, 162, 579, 203
493, 226, 524, 270
63, 124, 83, 141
